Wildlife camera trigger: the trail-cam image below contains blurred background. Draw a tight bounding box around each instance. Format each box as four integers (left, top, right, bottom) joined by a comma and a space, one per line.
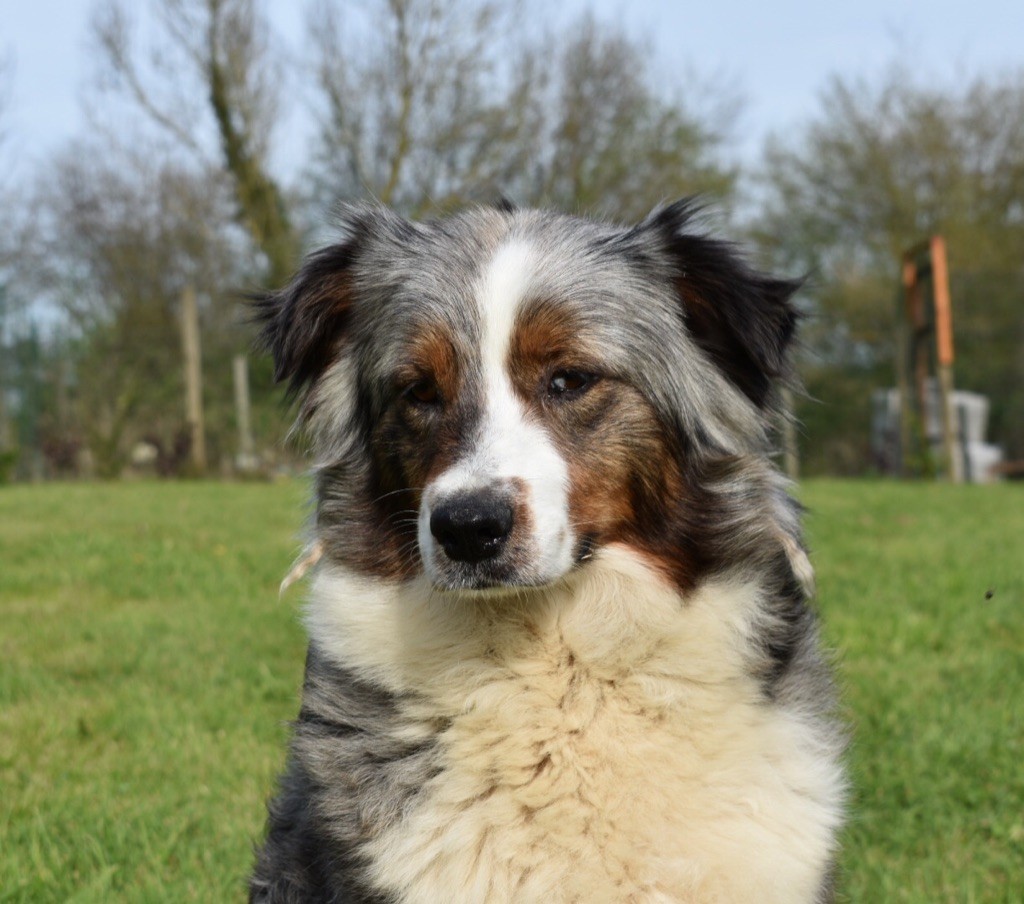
2, 4, 1023, 902
1, 0, 1021, 483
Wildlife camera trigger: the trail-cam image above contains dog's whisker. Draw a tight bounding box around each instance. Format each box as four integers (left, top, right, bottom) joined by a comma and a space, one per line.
369, 487, 425, 507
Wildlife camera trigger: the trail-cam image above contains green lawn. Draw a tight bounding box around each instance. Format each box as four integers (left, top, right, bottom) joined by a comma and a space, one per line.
1, 480, 1021, 902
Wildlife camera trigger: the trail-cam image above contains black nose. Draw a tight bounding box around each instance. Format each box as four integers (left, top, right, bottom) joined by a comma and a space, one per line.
430, 492, 514, 563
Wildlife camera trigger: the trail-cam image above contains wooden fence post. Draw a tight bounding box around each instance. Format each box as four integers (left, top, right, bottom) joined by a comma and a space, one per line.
233, 354, 257, 471
181, 285, 207, 474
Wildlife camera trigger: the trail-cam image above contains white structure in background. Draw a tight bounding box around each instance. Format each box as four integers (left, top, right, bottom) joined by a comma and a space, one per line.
872, 381, 1003, 483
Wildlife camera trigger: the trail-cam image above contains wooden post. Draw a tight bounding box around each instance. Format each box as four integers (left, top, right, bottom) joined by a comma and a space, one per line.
233, 354, 257, 472
897, 257, 917, 476
181, 286, 207, 475
930, 236, 960, 483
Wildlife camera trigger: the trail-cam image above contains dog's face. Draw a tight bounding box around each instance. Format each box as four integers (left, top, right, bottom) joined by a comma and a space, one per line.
258, 202, 799, 593
397, 237, 677, 591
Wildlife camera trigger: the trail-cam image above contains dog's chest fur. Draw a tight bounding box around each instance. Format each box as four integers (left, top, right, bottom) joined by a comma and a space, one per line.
304, 549, 842, 904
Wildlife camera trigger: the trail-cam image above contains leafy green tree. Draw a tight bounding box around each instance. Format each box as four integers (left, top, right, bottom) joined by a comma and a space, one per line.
757, 67, 1024, 470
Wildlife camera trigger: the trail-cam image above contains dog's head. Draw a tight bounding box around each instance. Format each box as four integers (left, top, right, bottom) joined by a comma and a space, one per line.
257, 202, 800, 593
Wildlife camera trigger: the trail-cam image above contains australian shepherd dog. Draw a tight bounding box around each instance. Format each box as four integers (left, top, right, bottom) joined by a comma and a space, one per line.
249, 201, 845, 903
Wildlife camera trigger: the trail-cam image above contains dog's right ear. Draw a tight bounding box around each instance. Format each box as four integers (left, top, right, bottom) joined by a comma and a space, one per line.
252, 239, 361, 400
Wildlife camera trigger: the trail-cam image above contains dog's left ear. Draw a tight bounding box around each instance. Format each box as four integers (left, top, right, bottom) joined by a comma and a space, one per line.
643, 201, 802, 408
252, 240, 360, 400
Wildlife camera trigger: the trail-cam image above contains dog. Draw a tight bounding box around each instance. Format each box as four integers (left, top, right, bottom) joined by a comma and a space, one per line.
249, 200, 845, 903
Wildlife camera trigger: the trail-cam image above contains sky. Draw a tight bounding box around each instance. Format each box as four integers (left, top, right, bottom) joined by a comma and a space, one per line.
4, 0, 1024, 181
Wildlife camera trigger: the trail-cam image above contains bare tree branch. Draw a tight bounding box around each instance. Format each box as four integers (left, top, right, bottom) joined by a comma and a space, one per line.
307, 2, 739, 220
90, 0, 298, 285
91, 3, 205, 155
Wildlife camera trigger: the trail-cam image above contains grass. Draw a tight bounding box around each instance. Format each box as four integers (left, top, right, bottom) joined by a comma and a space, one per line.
0, 482, 309, 902
801, 482, 1024, 902
1, 479, 1021, 902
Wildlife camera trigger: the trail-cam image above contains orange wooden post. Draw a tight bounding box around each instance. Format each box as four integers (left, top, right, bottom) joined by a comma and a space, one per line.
929, 236, 960, 482
930, 237, 955, 368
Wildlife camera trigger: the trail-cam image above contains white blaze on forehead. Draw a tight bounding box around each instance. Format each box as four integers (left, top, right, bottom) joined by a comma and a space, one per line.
418, 238, 576, 584
478, 239, 539, 373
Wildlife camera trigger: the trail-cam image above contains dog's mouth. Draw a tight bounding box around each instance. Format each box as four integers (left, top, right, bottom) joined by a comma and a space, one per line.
425, 533, 598, 594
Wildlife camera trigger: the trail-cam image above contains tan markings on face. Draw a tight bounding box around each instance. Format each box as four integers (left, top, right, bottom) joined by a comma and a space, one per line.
502, 475, 537, 575
402, 324, 462, 409
565, 386, 666, 535
508, 300, 698, 584
384, 324, 475, 492
507, 299, 588, 376
355, 324, 483, 581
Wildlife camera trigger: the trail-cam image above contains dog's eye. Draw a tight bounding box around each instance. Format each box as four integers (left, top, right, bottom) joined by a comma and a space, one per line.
547, 369, 595, 398
404, 378, 440, 406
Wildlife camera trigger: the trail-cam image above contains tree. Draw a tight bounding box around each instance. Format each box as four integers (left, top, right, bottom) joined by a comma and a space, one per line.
308, 0, 532, 216
26, 145, 250, 476
516, 15, 738, 220
87, 0, 302, 472
1, 53, 20, 465
757, 68, 1024, 471
307, 2, 739, 220
91, 0, 299, 286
